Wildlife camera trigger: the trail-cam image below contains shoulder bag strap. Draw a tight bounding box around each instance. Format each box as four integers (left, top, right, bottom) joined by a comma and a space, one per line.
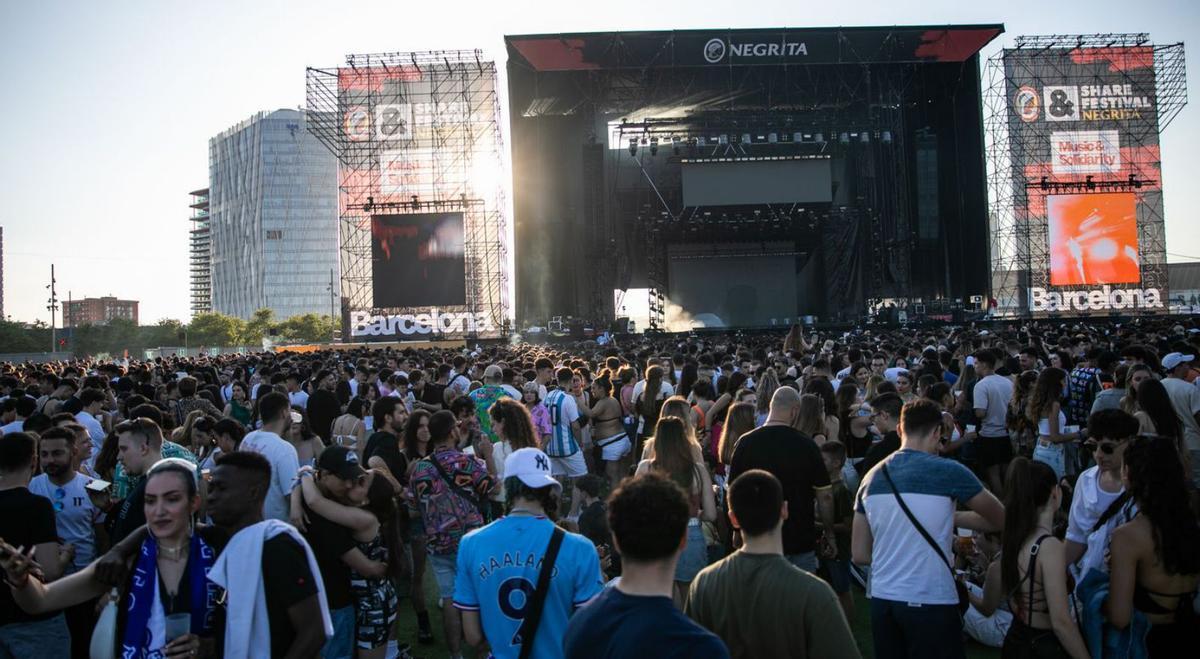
425, 454, 488, 519
880, 464, 955, 581
517, 526, 565, 659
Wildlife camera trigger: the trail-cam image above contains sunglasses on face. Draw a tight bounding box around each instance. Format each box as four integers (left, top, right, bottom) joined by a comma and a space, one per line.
1086, 440, 1127, 454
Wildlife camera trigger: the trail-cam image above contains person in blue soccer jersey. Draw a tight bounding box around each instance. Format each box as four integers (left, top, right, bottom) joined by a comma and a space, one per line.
542, 367, 588, 518
453, 447, 603, 659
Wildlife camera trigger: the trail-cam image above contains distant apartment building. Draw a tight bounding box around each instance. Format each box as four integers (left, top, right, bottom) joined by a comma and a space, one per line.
208, 109, 339, 320
63, 296, 139, 327
190, 188, 212, 316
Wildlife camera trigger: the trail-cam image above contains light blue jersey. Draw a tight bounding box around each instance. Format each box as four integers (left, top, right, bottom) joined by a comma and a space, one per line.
453, 515, 603, 659
543, 390, 580, 457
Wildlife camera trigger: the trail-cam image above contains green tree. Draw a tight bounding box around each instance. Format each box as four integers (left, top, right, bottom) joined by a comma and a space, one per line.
240, 308, 276, 346
0, 320, 45, 353
188, 312, 245, 347
277, 314, 337, 343
143, 318, 184, 348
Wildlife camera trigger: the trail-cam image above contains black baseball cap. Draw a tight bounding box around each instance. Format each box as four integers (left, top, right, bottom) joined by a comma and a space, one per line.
317, 445, 365, 481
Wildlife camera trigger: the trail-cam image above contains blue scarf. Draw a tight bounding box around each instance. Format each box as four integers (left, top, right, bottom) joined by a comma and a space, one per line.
120, 532, 218, 658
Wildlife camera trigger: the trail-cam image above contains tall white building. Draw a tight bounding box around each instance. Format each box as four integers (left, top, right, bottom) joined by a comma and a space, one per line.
188, 188, 212, 316
209, 109, 339, 320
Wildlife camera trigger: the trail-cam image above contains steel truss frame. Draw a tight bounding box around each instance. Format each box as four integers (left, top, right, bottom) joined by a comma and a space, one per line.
306, 50, 509, 338
985, 34, 1186, 317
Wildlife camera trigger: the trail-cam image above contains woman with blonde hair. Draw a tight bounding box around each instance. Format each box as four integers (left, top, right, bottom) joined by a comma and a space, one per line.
635, 416, 717, 607
642, 396, 702, 462
864, 374, 886, 402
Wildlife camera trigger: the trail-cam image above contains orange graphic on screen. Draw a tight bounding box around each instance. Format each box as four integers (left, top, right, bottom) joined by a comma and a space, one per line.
1048, 193, 1140, 286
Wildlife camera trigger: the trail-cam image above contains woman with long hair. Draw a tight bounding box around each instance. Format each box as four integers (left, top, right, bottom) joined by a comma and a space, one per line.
1132, 379, 1182, 442
1009, 370, 1040, 457
754, 367, 780, 426
584, 374, 631, 486
976, 458, 1089, 658
1027, 368, 1072, 479
221, 381, 253, 428
634, 365, 671, 460
2, 460, 216, 658
400, 408, 435, 644
1119, 365, 1156, 415
298, 468, 398, 659
795, 393, 827, 444
1106, 436, 1200, 654
635, 416, 717, 607
864, 374, 887, 402
489, 397, 543, 506
677, 363, 699, 406
176, 411, 218, 471
804, 377, 840, 441
704, 371, 749, 438
642, 396, 703, 462
715, 402, 756, 477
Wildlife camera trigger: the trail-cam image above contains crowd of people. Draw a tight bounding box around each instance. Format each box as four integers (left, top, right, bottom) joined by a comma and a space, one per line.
0, 317, 1198, 658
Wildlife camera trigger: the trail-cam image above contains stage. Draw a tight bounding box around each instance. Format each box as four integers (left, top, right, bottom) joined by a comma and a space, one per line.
506, 26, 1004, 330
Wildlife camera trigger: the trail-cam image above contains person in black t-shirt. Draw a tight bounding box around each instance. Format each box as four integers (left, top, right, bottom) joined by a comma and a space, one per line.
298, 446, 380, 659
108, 418, 166, 544
207, 451, 327, 658
306, 370, 342, 443
856, 393, 904, 478
363, 397, 408, 479
728, 386, 835, 574
0, 431, 70, 656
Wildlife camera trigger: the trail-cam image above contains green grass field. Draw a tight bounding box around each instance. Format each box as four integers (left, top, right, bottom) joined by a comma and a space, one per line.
388, 569, 1002, 659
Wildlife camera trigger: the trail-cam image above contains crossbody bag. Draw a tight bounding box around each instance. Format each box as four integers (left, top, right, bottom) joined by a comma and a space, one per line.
515, 526, 565, 659
424, 454, 490, 520
881, 464, 970, 614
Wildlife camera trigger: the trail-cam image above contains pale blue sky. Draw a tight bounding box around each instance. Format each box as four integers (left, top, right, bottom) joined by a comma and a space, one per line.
1, 0, 1196, 324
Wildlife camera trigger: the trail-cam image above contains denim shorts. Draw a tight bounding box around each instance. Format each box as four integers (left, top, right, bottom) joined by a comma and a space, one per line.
428, 553, 458, 600
1033, 441, 1066, 480
673, 522, 708, 582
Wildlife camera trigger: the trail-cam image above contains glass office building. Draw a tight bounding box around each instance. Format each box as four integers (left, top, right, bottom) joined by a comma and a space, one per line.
209, 109, 339, 320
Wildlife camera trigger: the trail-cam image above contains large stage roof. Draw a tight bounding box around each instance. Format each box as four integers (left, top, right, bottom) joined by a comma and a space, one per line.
505, 25, 1004, 71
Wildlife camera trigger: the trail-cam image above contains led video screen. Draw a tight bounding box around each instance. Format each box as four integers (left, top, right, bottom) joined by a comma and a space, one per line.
1048, 193, 1140, 286
371, 213, 466, 308
681, 158, 832, 207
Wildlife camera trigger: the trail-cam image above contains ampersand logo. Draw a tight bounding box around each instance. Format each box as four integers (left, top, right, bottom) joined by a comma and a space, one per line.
1043, 86, 1079, 122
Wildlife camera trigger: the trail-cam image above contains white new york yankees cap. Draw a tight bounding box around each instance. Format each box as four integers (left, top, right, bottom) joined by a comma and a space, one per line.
504, 447, 562, 493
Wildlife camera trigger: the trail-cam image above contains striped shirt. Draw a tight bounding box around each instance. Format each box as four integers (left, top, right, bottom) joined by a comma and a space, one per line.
544, 390, 580, 457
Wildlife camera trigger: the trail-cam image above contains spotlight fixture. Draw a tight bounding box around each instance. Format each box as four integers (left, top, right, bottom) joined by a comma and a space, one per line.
839, 132, 850, 144
741, 134, 751, 145
860, 131, 870, 143
814, 132, 824, 143
1085, 175, 1096, 190
363, 196, 375, 213
411, 195, 420, 209
649, 137, 659, 156
628, 138, 638, 156
1040, 176, 1050, 191
881, 131, 892, 144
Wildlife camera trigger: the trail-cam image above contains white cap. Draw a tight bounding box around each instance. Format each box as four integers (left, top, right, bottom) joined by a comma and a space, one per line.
965, 356, 977, 367
1162, 352, 1195, 371
504, 448, 562, 493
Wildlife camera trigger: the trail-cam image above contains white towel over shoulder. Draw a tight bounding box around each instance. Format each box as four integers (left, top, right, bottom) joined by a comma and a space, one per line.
207, 519, 333, 659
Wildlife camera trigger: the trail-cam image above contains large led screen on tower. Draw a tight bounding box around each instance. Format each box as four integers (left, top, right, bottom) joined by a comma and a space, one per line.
371, 213, 466, 308
1003, 44, 1167, 311
1047, 193, 1140, 286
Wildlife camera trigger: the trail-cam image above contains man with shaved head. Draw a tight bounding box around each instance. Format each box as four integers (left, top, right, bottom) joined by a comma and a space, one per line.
728, 385, 836, 573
